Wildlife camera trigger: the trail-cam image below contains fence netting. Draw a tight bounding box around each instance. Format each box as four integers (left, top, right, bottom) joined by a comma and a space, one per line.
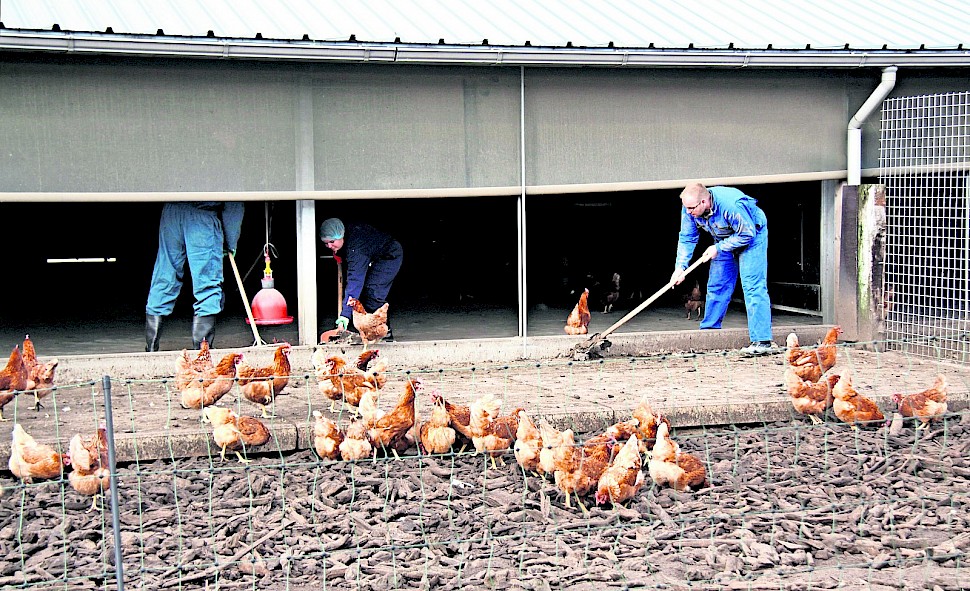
0, 339, 967, 591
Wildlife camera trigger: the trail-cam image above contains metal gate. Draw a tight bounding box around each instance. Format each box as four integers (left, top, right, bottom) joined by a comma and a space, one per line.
880, 91, 970, 360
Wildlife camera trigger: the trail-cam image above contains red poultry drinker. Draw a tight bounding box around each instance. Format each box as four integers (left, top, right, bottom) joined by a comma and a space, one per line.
248, 253, 294, 325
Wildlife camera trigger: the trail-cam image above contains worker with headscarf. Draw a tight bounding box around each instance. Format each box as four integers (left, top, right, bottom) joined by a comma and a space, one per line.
320, 217, 403, 340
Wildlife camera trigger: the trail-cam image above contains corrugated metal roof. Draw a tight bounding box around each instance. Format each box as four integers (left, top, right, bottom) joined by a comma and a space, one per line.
2, 0, 968, 50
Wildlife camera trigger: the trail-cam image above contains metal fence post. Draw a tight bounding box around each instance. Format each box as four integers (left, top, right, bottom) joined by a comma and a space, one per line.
102, 375, 125, 591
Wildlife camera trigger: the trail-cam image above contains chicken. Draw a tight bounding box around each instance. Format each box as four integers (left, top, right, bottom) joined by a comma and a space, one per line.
632, 399, 670, 452
0, 346, 28, 421
564, 288, 591, 335
315, 353, 376, 414
202, 406, 271, 463
420, 391, 457, 455
891, 375, 948, 429
785, 369, 841, 424
647, 422, 707, 492
8, 423, 66, 483
237, 343, 291, 418
595, 434, 644, 507
367, 377, 422, 458
179, 352, 243, 410
175, 340, 214, 390
312, 410, 344, 460
513, 409, 542, 475
832, 373, 885, 428
311, 347, 346, 413
356, 349, 388, 390
537, 419, 565, 479
602, 273, 621, 314
357, 389, 385, 425
67, 426, 111, 512
348, 296, 389, 350
684, 280, 704, 320
602, 418, 642, 443
785, 326, 842, 383
339, 420, 373, 461
468, 393, 521, 468
553, 428, 615, 514
22, 335, 59, 411
440, 394, 474, 452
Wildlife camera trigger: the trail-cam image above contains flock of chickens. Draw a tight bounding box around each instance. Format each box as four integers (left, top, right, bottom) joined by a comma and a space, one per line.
1, 336, 109, 511
0, 321, 954, 516
563, 279, 705, 335
783, 326, 949, 429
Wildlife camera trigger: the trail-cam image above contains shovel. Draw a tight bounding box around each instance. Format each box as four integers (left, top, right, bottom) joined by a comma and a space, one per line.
571, 256, 709, 360
228, 252, 267, 347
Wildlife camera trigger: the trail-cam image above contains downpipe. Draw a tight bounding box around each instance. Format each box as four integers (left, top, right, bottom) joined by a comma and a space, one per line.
848, 66, 897, 185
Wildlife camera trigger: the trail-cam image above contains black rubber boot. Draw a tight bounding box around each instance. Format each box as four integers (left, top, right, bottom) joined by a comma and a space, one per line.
192, 315, 217, 349
145, 315, 164, 352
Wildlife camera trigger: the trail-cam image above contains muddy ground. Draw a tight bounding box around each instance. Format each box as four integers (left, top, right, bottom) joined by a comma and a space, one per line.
0, 345, 968, 590
0, 412, 968, 591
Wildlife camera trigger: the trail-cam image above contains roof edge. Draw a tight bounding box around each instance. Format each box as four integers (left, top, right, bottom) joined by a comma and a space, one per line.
2, 30, 969, 68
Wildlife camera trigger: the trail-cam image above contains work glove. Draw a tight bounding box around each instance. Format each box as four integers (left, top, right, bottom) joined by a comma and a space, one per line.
335, 316, 349, 331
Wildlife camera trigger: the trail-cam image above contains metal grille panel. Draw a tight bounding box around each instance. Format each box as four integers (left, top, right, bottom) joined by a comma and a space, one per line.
880, 91, 970, 360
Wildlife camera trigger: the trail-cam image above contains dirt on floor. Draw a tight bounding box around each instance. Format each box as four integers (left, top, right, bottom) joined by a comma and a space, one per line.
0, 343, 968, 590
0, 414, 967, 590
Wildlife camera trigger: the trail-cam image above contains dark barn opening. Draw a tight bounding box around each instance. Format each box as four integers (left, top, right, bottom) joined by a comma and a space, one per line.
0, 182, 822, 353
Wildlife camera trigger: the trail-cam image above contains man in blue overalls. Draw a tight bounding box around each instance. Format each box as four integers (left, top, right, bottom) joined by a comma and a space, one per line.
670, 183, 774, 355
145, 201, 244, 351
320, 218, 403, 340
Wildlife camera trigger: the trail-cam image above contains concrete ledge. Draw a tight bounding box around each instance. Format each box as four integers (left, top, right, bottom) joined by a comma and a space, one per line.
56, 325, 834, 382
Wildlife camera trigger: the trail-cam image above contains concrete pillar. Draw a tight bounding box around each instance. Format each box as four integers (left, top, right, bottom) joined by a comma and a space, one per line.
819, 180, 840, 324
834, 184, 860, 340
858, 184, 888, 345
833, 183, 888, 344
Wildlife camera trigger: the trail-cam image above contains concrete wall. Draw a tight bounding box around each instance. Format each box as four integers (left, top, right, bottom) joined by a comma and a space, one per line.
5, 55, 968, 194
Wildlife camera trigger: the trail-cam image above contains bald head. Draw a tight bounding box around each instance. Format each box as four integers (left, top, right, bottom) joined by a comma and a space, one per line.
680, 183, 711, 217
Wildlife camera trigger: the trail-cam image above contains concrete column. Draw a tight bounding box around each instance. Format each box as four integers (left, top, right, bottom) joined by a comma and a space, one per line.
295, 76, 317, 346
819, 179, 840, 324
834, 184, 859, 340
858, 184, 888, 345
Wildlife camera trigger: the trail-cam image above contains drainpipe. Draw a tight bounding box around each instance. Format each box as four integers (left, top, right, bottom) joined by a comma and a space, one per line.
847, 66, 897, 185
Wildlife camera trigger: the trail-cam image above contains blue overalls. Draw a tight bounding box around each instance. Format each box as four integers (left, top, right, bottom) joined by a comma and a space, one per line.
146, 202, 244, 317
339, 223, 404, 320
675, 187, 772, 343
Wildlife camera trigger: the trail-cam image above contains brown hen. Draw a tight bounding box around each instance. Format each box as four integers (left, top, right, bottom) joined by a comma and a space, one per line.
237, 343, 291, 418
0, 346, 28, 421
785, 369, 841, 424
892, 375, 948, 429
312, 410, 344, 460
595, 434, 644, 507
564, 288, 591, 335
9, 423, 66, 483
67, 426, 111, 511
367, 377, 422, 458
420, 392, 456, 455
348, 296, 389, 350
786, 326, 842, 383
832, 374, 885, 428
179, 352, 243, 409
22, 335, 59, 411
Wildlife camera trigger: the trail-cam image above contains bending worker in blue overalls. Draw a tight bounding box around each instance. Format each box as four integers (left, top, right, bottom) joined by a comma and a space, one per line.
145, 201, 245, 351
670, 183, 774, 356
320, 218, 403, 340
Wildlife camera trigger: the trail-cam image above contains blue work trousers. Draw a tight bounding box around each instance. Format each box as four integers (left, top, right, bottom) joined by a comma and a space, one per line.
146, 203, 226, 317
700, 227, 772, 343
